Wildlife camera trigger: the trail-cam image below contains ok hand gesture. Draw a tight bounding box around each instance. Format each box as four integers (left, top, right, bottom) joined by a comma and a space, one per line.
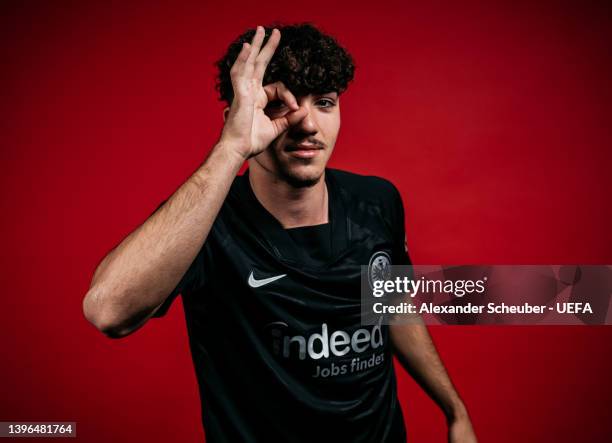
219, 26, 308, 159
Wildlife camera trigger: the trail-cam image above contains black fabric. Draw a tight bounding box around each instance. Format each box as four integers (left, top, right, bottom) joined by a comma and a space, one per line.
286, 223, 333, 263
153, 168, 412, 442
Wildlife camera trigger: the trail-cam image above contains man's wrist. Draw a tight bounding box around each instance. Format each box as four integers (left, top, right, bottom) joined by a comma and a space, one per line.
444, 398, 469, 424
216, 136, 251, 161
188, 138, 246, 193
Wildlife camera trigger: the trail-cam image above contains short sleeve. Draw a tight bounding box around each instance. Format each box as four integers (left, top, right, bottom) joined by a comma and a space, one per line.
152, 252, 204, 318
149, 199, 207, 318
390, 185, 412, 266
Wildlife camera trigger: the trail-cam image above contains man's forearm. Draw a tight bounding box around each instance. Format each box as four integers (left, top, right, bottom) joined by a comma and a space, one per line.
390, 323, 469, 421
83, 139, 245, 336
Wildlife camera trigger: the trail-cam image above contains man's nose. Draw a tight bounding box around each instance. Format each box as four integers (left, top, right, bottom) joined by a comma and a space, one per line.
290, 101, 317, 135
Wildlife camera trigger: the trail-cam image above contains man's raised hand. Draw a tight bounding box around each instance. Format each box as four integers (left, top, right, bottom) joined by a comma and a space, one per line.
219, 26, 308, 159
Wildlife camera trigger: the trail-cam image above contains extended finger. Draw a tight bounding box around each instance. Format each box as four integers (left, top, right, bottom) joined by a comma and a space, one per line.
246, 26, 265, 65
253, 28, 280, 81
230, 42, 252, 76
263, 82, 300, 111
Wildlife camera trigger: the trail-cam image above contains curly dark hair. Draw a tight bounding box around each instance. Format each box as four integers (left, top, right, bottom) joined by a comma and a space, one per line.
215, 22, 356, 107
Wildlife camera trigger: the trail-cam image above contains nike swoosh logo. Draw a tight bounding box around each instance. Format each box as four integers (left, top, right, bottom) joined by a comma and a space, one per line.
248, 271, 287, 288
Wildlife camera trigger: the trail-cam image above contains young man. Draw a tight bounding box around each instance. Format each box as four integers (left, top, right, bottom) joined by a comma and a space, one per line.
83, 23, 477, 442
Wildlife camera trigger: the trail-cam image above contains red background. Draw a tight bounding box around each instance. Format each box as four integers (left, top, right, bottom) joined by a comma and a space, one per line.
1, 1, 611, 441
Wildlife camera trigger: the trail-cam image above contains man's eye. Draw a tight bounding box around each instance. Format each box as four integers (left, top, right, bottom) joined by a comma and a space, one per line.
317, 99, 336, 108
266, 100, 285, 109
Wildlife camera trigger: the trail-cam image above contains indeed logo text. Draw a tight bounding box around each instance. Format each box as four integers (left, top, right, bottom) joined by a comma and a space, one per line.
265, 317, 384, 360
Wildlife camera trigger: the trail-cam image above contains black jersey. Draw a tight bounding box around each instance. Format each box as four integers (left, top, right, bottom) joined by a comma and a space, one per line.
153, 168, 412, 442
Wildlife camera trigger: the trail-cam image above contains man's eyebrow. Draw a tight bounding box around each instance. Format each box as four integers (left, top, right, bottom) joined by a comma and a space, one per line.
316, 92, 339, 98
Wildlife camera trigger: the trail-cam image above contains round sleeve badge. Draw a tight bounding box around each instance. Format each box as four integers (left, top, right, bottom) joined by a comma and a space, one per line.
368, 251, 391, 290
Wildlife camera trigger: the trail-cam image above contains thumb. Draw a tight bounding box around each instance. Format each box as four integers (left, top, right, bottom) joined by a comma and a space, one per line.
270, 106, 308, 135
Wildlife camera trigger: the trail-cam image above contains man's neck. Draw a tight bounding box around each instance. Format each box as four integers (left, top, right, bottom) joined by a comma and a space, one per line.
248, 166, 328, 229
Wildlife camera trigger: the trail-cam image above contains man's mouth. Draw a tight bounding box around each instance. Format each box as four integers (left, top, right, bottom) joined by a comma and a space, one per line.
285, 143, 323, 159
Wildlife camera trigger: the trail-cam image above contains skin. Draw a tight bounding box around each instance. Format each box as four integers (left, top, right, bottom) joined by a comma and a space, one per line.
219, 27, 341, 228
228, 90, 341, 228
391, 320, 479, 443
82, 25, 477, 442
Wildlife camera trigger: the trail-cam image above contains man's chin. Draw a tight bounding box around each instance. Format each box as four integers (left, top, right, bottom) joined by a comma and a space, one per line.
279, 165, 324, 188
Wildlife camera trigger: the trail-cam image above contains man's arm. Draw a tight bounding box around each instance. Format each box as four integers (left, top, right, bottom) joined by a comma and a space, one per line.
82, 143, 245, 338
390, 322, 478, 443
82, 26, 307, 338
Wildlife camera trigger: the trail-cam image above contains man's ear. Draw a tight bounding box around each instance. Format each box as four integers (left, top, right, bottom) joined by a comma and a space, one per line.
223, 107, 230, 122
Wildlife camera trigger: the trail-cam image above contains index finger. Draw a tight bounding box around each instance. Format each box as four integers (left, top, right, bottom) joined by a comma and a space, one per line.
246, 25, 266, 64
263, 81, 299, 111
254, 28, 280, 80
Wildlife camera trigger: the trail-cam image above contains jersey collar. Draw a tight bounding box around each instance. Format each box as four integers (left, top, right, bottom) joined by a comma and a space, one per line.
239, 168, 349, 266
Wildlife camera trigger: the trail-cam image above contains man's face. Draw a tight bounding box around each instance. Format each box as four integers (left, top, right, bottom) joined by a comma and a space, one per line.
253, 91, 341, 188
